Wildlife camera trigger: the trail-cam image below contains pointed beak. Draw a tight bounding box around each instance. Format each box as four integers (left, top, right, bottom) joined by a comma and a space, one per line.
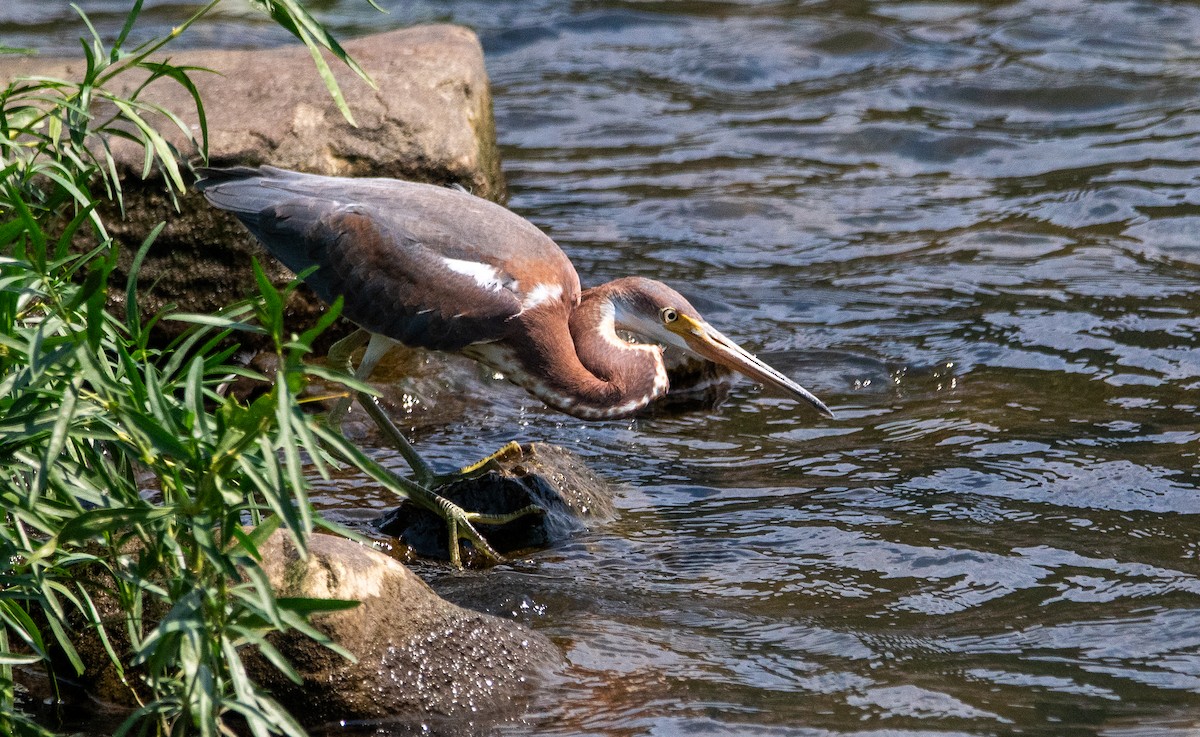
670, 315, 834, 419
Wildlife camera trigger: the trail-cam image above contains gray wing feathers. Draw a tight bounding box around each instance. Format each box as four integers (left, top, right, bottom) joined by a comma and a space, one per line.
195, 166, 526, 351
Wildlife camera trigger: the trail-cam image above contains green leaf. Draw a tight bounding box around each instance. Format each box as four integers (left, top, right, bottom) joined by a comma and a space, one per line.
298, 24, 356, 127
274, 373, 312, 533
35, 168, 109, 238
40, 592, 83, 676
0, 653, 42, 666
124, 405, 192, 461
184, 355, 209, 439
300, 364, 377, 395
85, 269, 107, 349
108, 98, 185, 192
251, 258, 282, 335
296, 294, 342, 349
231, 631, 301, 685
250, 0, 377, 125
51, 199, 97, 261
75, 583, 128, 686
125, 220, 165, 333
165, 313, 266, 333
6, 186, 46, 269
58, 507, 176, 546
224, 516, 281, 559
111, 0, 146, 59
139, 63, 211, 162
34, 375, 80, 503
0, 601, 48, 660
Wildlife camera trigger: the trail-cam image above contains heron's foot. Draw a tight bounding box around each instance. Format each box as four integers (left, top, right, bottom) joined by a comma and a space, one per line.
434, 491, 544, 567
430, 441, 525, 488
431, 442, 540, 566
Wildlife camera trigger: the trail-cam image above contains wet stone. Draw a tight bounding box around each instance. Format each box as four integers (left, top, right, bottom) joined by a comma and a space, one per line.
377, 442, 617, 565
249, 530, 562, 728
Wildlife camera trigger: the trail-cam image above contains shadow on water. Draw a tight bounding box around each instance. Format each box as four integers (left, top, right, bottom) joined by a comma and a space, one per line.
8, 0, 1200, 734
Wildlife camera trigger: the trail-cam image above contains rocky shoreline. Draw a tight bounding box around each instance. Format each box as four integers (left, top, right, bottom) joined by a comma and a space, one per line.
2, 24, 583, 729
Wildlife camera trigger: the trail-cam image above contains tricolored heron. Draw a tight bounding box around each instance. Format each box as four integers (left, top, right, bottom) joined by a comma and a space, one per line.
197, 166, 833, 562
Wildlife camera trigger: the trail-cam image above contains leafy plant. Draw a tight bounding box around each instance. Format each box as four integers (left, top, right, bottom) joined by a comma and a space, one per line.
0, 2, 406, 735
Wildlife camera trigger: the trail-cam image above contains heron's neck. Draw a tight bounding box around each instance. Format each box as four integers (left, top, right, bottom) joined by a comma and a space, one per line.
468, 287, 668, 419
564, 291, 669, 417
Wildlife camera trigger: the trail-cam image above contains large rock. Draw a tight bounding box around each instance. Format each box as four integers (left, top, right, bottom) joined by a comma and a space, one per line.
0, 25, 505, 339
248, 530, 561, 726
378, 442, 619, 565
36, 530, 561, 727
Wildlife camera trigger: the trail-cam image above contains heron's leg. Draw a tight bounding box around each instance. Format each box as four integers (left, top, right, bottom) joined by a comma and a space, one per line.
331, 334, 543, 565
356, 332, 400, 383
356, 385, 439, 487
328, 330, 438, 483
325, 328, 371, 426
360, 399, 546, 565
365, 401, 544, 566
382, 467, 542, 567
357, 408, 542, 566
331, 331, 399, 426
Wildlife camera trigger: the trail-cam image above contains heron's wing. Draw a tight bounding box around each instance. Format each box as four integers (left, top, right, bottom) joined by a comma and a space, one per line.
304, 205, 527, 351
200, 169, 566, 352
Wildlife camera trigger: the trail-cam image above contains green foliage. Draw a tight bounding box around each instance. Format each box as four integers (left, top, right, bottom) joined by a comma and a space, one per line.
0, 2, 386, 735
245, 0, 380, 126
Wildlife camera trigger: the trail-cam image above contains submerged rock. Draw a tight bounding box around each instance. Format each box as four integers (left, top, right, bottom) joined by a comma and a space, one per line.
249, 530, 561, 726
378, 442, 617, 566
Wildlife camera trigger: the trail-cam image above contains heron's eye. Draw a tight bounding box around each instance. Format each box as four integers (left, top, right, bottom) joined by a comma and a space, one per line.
660, 307, 678, 324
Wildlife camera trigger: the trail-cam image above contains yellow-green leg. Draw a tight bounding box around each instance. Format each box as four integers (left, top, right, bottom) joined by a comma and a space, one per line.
326, 329, 435, 483
430, 440, 524, 487
357, 390, 541, 566
326, 328, 542, 565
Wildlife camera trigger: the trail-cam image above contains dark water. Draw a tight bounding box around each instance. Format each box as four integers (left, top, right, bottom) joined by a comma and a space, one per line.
8, 1, 1200, 735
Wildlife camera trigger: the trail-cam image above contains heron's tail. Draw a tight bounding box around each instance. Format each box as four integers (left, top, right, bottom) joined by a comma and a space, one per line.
194, 165, 300, 217
194, 166, 326, 256
193, 165, 261, 189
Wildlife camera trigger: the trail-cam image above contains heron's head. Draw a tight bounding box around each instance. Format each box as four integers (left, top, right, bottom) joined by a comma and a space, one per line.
609, 277, 834, 418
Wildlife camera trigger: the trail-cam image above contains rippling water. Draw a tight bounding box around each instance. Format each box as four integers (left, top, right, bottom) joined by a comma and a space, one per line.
7, 1, 1200, 735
